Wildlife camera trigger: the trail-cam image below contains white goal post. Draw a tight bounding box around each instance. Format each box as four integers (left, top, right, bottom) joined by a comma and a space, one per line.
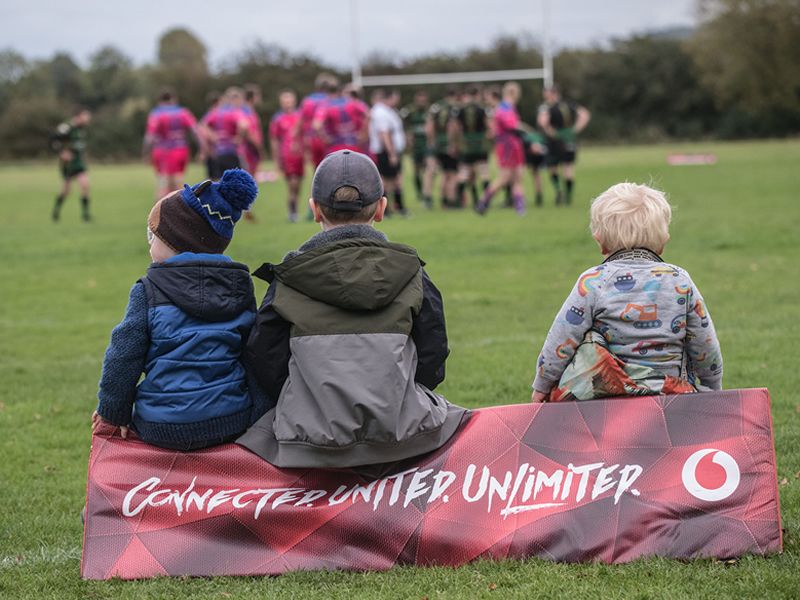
349, 0, 553, 89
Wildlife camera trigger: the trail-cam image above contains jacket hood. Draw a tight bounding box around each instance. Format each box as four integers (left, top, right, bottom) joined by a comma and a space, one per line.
272, 239, 422, 311
145, 260, 255, 321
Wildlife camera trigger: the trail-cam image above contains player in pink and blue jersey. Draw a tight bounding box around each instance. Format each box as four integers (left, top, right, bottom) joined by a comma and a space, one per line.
199, 87, 249, 181
269, 90, 305, 222
297, 73, 337, 168
313, 82, 370, 156
143, 90, 198, 200
477, 82, 527, 216
242, 85, 264, 176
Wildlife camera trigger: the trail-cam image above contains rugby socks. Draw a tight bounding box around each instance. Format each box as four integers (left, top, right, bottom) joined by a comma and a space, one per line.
422, 195, 433, 210
414, 172, 422, 199
565, 179, 574, 204
513, 193, 526, 216
456, 182, 466, 207
81, 196, 91, 222
535, 192, 544, 207
470, 183, 480, 208
476, 188, 494, 215
394, 189, 406, 215
551, 173, 563, 205
504, 184, 513, 207
52, 195, 65, 222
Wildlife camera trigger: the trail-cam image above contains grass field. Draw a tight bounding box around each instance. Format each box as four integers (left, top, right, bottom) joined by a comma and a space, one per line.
1, 139, 799, 599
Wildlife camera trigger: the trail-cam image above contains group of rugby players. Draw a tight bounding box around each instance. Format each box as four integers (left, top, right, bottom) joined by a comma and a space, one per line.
401, 82, 591, 216
51, 74, 589, 223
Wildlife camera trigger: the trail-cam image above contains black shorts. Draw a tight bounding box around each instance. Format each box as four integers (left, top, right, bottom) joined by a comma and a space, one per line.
61, 161, 86, 180
526, 148, 546, 169
376, 151, 402, 178
208, 153, 241, 180
546, 139, 577, 166
461, 152, 488, 165
436, 152, 459, 173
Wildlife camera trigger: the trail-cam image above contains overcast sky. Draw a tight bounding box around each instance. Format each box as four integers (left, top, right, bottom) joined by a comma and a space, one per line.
4, 0, 697, 69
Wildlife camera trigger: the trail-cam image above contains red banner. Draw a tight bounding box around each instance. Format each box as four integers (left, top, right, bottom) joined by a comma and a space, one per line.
81, 388, 781, 579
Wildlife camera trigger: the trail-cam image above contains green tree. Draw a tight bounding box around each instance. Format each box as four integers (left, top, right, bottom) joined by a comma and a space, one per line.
154, 28, 210, 114
86, 45, 138, 107
0, 49, 29, 113
688, 0, 800, 117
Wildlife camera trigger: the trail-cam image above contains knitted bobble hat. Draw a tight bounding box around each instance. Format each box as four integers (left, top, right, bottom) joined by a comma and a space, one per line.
148, 169, 259, 254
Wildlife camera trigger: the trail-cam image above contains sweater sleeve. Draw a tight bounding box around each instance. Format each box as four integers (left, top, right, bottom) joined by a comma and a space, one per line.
685, 279, 724, 390
532, 267, 605, 393
410, 269, 450, 390
96, 283, 149, 425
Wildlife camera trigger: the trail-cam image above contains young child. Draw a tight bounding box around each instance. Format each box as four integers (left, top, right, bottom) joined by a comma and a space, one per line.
92, 169, 261, 449
238, 150, 467, 468
532, 183, 723, 402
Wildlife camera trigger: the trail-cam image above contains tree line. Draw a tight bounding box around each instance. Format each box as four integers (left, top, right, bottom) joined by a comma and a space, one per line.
0, 0, 797, 160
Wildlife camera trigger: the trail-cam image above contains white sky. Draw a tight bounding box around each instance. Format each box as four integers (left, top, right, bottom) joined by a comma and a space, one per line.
3, 0, 697, 69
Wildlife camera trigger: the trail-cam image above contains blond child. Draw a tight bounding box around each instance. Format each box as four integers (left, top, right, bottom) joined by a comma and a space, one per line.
532, 183, 723, 402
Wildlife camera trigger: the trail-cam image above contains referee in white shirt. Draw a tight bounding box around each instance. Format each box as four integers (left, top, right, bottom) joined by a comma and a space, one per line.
370, 89, 407, 215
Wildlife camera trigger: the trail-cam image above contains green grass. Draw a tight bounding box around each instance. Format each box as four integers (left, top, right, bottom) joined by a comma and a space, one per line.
1, 139, 798, 598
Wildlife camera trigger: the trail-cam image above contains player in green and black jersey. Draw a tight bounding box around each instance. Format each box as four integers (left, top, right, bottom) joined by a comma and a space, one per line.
399, 90, 430, 206
523, 127, 547, 207
50, 108, 92, 222
455, 86, 490, 209
537, 85, 591, 205
426, 88, 461, 208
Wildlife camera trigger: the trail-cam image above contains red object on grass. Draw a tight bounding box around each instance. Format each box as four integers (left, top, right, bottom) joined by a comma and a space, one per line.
81, 388, 781, 579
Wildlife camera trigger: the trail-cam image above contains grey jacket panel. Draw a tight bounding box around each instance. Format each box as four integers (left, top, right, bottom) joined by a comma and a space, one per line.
274, 333, 449, 447
237, 331, 467, 468
238, 403, 466, 469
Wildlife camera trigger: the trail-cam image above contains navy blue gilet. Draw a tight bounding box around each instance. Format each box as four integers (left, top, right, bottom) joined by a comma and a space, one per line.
134, 256, 256, 447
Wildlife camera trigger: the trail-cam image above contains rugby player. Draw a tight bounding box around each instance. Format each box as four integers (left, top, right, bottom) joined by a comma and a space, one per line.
426, 88, 461, 208
297, 73, 337, 168
537, 84, 591, 205
476, 82, 526, 216
455, 86, 490, 208
313, 80, 369, 155
269, 89, 305, 222
369, 89, 407, 215
142, 89, 198, 201
523, 126, 547, 206
199, 91, 221, 180
51, 108, 92, 222
199, 87, 249, 181
242, 84, 265, 176
240, 84, 265, 222
399, 89, 430, 206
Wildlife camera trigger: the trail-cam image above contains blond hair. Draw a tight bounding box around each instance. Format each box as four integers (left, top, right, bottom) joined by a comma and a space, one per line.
590, 183, 672, 253
502, 81, 521, 102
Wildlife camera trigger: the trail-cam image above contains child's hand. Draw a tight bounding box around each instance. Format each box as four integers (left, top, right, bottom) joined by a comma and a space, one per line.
91, 411, 128, 439
91, 410, 102, 432
531, 390, 550, 403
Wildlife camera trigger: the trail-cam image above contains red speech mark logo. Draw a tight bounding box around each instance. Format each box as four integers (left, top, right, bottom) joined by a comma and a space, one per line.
681, 449, 740, 502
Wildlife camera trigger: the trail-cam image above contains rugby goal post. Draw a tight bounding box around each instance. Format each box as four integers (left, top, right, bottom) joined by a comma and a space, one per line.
349, 0, 553, 89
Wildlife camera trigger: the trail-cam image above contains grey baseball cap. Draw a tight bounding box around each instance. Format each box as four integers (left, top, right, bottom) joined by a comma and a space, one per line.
311, 150, 385, 212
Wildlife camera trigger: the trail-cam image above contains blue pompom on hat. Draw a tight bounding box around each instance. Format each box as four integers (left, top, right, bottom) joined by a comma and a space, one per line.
148, 169, 259, 254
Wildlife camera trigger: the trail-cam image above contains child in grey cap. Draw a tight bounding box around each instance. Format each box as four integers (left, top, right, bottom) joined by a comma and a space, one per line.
532, 183, 723, 402
239, 150, 467, 467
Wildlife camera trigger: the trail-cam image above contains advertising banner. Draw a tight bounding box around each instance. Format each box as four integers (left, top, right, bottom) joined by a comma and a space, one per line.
82, 388, 781, 579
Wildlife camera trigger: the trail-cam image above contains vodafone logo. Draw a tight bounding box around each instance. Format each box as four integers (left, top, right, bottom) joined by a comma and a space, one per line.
681, 449, 741, 502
